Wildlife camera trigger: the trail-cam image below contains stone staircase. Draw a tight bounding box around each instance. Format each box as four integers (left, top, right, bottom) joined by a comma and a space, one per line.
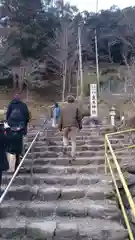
0, 121, 129, 239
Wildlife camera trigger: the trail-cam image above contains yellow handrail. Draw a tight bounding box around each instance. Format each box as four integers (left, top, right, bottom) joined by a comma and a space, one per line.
106, 128, 135, 136
105, 129, 135, 240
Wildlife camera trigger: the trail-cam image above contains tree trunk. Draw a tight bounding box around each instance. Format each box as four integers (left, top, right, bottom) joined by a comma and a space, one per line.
78, 26, 83, 97
13, 74, 17, 90
77, 61, 80, 98
62, 26, 68, 102
108, 43, 113, 63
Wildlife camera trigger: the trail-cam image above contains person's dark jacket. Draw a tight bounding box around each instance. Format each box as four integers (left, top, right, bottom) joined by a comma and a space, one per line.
0, 124, 9, 172
7, 129, 23, 155
6, 99, 30, 128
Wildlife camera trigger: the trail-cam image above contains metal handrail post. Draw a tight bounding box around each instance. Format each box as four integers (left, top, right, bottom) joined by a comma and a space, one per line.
105, 134, 135, 217
106, 128, 135, 137
30, 144, 34, 186
106, 153, 134, 240
105, 129, 135, 239
104, 136, 107, 174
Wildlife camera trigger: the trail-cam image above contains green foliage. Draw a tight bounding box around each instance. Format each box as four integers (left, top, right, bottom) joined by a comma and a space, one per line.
1, 1, 135, 64
1, 0, 135, 92
2, 0, 60, 59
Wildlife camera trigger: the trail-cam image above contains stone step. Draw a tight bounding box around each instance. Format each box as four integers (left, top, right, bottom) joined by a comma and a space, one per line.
33, 144, 105, 151
31, 143, 130, 152
0, 123, 129, 240
116, 172, 135, 189
26, 134, 125, 142
27, 126, 112, 137
0, 216, 128, 240
121, 159, 135, 174
33, 143, 112, 150
27, 149, 135, 159
36, 185, 114, 201
27, 134, 105, 142
26, 138, 104, 146
32, 131, 105, 139
1, 199, 121, 221
82, 125, 112, 128
27, 151, 58, 158
2, 173, 113, 187
24, 156, 105, 166
21, 164, 105, 174
1, 183, 113, 201
3, 159, 128, 179
25, 137, 128, 146
28, 133, 133, 142
108, 133, 135, 138
31, 150, 99, 159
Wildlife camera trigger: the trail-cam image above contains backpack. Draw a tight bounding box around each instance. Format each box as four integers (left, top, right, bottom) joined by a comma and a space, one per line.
9, 108, 23, 121
53, 107, 61, 119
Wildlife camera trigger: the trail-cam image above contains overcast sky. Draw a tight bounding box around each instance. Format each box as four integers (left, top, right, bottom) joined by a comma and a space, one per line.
68, 0, 135, 12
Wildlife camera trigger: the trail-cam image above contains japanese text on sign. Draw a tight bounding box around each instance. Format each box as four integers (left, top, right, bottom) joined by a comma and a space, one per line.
90, 84, 98, 117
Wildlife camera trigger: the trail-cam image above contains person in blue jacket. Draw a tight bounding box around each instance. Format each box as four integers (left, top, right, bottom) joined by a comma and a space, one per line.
53, 103, 61, 126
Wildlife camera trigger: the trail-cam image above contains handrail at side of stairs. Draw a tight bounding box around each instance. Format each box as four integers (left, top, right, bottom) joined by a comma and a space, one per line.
0, 119, 48, 205
105, 129, 135, 240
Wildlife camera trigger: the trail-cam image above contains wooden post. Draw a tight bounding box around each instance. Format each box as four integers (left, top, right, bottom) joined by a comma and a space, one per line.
19, 67, 25, 92
62, 27, 68, 102
77, 63, 80, 98
94, 29, 100, 96
95, 0, 100, 96
90, 84, 98, 117
78, 26, 83, 97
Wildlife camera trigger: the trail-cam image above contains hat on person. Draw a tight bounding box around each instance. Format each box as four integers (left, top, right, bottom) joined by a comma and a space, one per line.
67, 95, 75, 103
54, 102, 59, 108
13, 93, 20, 100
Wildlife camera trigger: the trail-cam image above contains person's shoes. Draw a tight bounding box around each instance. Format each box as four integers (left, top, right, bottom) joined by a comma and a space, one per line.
58, 147, 68, 157
14, 170, 19, 176
71, 155, 76, 161
0, 190, 3, 197
63, 147, 67, 155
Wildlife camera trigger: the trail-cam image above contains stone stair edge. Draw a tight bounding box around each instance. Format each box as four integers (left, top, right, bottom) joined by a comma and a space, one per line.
2, 172, 113, 186
2, 172, 112, 180
24, 163, 105, 167
0, 216, 128, 240
1, 182, 113, 191
0, 122, 130, 240
30, 143, 130, 147
1, 198, 118, 207
0, 215, 127, 229
4, 165, 106, 176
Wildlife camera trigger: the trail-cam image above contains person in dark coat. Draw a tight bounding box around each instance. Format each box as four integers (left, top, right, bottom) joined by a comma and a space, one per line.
6, 93, 30, 135
0, 122, 9, 194
58, 95, 82, 159
7, 127, 24, 171
6, 94, 30, 171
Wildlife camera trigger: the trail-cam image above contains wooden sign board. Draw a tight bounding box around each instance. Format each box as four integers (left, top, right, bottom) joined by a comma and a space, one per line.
90, 84, 98, 117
